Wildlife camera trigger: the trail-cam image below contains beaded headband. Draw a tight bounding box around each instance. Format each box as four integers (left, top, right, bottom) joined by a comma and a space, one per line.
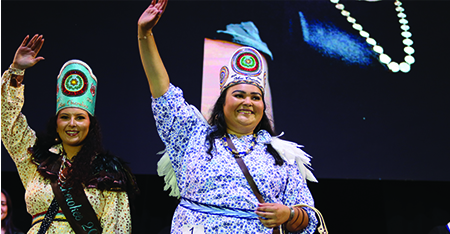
219, 47, 266, 94
56, 59, 98, 116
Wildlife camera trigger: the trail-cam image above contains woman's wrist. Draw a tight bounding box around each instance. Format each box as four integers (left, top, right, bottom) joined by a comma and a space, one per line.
138, 28, 153, 40
8, 65, 25, 87
9, 74, 24, 88
8, 64, 25, 76
284, 207, 309, 232
287, 206, 295, 222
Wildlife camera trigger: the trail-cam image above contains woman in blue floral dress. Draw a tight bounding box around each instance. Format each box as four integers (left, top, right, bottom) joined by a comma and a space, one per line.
137, 0, 319, 233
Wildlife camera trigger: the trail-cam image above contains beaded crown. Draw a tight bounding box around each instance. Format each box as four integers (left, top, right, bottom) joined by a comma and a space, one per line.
220, 47, 266, 94
56, 59, 98, 116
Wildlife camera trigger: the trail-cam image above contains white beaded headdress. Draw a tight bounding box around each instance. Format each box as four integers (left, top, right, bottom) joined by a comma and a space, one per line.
219, 47, 266, 94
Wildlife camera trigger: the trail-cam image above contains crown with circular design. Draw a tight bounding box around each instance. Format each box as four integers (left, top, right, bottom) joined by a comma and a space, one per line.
220, 47, 266, 94
56, 59, 97, 115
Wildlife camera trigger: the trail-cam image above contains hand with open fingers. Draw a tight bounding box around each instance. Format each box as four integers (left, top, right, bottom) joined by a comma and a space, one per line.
255, 203, 290, 229
138, 0, 168, 34
12, 34, 45, 70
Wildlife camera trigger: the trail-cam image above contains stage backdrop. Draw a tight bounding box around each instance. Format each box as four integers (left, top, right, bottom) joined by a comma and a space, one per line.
2, 0, 449, 181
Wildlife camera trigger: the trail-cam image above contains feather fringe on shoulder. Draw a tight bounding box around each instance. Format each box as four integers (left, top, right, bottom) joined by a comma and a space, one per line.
156, 132, 317, 198
270, 134, 318, 183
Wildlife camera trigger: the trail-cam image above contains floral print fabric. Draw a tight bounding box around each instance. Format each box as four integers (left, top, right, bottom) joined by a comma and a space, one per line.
152, 84, 317, 233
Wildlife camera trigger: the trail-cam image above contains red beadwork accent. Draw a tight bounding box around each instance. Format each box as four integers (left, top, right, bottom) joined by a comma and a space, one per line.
236, 52, 259, 72
61, 70, 88, 96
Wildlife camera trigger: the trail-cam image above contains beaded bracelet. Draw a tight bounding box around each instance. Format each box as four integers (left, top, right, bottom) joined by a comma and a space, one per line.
8, 65, 25, 76
138, 32, 153, 40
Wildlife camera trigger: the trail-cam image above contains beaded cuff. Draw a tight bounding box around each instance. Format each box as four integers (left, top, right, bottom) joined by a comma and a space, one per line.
8, 65, 25, 76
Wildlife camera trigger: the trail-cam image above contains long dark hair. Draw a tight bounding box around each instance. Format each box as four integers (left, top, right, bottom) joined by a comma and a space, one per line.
206, 87, 284, 166
1, 188, 23, 234
35, 112, 103, 190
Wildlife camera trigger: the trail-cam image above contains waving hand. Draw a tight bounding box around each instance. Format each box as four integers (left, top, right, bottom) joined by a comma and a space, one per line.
138, 0, 168, 34
12, 34, 45, 70
138, 0, 170, 98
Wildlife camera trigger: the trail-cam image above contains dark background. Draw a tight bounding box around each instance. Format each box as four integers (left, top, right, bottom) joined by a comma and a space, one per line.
2, 1, 449, 233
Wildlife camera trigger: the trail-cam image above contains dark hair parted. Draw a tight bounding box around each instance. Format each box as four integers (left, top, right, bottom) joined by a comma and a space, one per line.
206, 87, 284, 166
36, 113, 103, 190
1, 188, 24, 234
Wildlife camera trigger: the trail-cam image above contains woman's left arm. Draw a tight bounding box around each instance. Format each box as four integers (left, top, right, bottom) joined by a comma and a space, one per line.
256, 164, 318, 233
99, 191, 132, 233
255, 202, 309, 231
283, 164, 318, 233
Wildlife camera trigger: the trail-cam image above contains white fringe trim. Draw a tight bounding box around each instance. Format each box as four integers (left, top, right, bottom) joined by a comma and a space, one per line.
156, 104, 206, 198
157, 150, 181, 198
270, 133, 318, 183
156, 131, 317, 197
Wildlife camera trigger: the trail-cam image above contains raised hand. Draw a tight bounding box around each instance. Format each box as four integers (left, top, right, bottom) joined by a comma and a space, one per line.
12, 34, 45, 70
138, 0, 170, 98
138, 0, 168, 34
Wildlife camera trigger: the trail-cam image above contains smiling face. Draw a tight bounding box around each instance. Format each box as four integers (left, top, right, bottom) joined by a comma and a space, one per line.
223, 84, 264, 136
56, 108, 90, 151
1, 192, 7, 221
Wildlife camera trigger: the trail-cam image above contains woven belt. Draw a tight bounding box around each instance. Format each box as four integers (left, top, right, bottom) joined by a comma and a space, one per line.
179, 197, 259, 220
31, 210, 67, 228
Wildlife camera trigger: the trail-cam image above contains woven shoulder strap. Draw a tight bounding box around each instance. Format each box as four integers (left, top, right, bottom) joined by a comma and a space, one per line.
225, 135, 265, 203
226, 135, 328, 234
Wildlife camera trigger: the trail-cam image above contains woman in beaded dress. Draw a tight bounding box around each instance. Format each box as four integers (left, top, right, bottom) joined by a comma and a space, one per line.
1, 34, 138, 233
138, 0, 319, 233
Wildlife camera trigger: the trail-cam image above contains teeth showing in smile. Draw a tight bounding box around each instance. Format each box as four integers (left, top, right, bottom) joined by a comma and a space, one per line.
66, 131, 78, 137
238, 110, 253, 114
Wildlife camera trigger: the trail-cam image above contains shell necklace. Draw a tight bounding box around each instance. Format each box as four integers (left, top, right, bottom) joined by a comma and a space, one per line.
222, 134, 257, 157
330, 0, 415, 73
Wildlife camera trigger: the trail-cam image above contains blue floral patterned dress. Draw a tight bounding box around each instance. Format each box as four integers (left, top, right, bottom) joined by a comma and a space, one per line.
152, 84, 318, 234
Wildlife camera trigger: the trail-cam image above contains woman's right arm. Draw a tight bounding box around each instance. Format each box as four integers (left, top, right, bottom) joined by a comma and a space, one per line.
138, 0, 170, 98
2, 34, 45, 186
2, 34, 45, 144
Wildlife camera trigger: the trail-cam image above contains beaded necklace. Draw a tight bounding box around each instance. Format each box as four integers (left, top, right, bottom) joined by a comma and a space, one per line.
330, 0, 415, 73
222, 134, 257, 157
